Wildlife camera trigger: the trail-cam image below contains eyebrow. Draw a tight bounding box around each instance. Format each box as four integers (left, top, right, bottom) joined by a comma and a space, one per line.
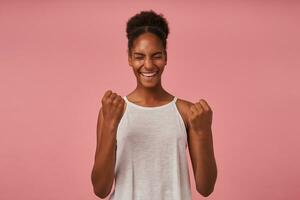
133, 51, 163, 56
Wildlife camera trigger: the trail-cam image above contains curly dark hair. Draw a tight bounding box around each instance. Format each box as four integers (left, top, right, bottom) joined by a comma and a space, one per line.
126, 10, 170, 56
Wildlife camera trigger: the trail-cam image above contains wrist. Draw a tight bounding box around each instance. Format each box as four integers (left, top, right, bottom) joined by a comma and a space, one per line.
101, 122, 118, 142
190, 128, 213, 140
103, 121, 118, 131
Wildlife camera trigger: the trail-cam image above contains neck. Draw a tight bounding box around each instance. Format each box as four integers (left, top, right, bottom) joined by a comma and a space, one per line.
133, 82, 170, 102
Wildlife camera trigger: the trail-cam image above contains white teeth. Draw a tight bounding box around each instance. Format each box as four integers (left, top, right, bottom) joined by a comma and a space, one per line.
141, 72, 158, 77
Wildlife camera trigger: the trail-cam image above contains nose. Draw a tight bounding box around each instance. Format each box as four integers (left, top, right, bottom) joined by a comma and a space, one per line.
143, 57, 155, 71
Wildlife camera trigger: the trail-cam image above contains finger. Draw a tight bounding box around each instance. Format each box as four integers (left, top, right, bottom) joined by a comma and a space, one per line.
199, 99, 210, 112
190, 104, 198, 115
103, 90, 112, 100
117, 97, 125, 109
112, 95, 122, 105
109, 93, 118, 102
194, 102, 204, 113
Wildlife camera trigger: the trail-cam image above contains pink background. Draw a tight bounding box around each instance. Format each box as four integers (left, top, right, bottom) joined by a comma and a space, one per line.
1, 1, 299, 199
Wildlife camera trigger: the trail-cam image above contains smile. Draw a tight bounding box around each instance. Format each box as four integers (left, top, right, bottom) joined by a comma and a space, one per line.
140, 71, 159, 77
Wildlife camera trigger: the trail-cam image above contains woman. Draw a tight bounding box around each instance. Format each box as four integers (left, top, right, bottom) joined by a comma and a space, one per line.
91, 10, 217, 200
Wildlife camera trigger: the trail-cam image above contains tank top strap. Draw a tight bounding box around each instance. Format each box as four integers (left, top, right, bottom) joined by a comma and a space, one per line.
172, 96, 178, 103
123, 96, 129, 103
171, 96, 178, 108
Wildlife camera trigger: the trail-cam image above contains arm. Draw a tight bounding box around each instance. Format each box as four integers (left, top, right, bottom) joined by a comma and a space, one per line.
91, 107, 117, 199
91, 91, 125, 198
188, 128, 217, 197
186, 99, 217, 197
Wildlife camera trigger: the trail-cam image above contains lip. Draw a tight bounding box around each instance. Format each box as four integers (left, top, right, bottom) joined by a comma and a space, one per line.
140, 71, 159, 79
140, 70, 159, 73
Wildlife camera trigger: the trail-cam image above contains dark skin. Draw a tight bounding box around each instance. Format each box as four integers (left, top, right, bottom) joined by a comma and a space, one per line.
127, 32, 172, 105
91, 32, 217, 198
127, 32, 217, 196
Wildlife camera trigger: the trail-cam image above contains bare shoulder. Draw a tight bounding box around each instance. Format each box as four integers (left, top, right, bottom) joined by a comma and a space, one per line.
175, 97, 194, 130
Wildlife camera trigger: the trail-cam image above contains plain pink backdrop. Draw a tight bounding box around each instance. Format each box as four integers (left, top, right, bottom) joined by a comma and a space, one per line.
1, 1, 299, 199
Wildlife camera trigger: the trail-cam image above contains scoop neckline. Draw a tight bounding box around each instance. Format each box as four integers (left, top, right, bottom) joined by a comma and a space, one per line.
124, 96, 177, 110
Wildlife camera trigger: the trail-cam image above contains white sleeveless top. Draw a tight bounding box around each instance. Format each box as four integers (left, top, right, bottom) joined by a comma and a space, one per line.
109, 96, 192, 200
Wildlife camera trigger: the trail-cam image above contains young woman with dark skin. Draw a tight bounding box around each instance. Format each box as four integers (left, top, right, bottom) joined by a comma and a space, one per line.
91, 11, 217, 199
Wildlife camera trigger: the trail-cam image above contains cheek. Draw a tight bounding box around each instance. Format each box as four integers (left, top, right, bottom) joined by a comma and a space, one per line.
154, 60, 166, 66
153, 60, 166, 70
132, 60, 144, 67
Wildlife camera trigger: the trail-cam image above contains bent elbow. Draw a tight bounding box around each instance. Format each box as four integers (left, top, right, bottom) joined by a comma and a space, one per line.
91, 172, 112, 199
196, 185, 215, 197
92, 179, 112, 199
197, 189, 214, 197
93, 187, 110, 199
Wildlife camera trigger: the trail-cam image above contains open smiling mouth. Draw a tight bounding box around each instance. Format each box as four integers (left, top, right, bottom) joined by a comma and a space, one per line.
140, 71, 159, 78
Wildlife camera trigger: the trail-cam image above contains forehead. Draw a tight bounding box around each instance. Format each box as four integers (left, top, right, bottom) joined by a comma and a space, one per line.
132, 32, 164, 52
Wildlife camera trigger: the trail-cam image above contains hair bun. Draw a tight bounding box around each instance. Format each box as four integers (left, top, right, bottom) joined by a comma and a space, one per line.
126, 10, 169, 39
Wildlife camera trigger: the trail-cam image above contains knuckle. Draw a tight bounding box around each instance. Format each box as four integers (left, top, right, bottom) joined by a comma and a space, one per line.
106, 98, 112, 103
104, 90, 112, 97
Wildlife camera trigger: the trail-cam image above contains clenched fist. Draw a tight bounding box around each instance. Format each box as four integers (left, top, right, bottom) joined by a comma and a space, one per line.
187, 99, 213, 134
101, 90, 125, 128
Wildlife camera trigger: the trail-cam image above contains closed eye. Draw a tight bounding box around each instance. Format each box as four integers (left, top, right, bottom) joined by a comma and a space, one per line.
135, 57, 143, 60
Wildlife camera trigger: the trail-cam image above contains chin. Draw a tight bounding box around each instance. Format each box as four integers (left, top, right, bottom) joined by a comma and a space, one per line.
142, 83, 158, 88
136, 79, 160, 88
